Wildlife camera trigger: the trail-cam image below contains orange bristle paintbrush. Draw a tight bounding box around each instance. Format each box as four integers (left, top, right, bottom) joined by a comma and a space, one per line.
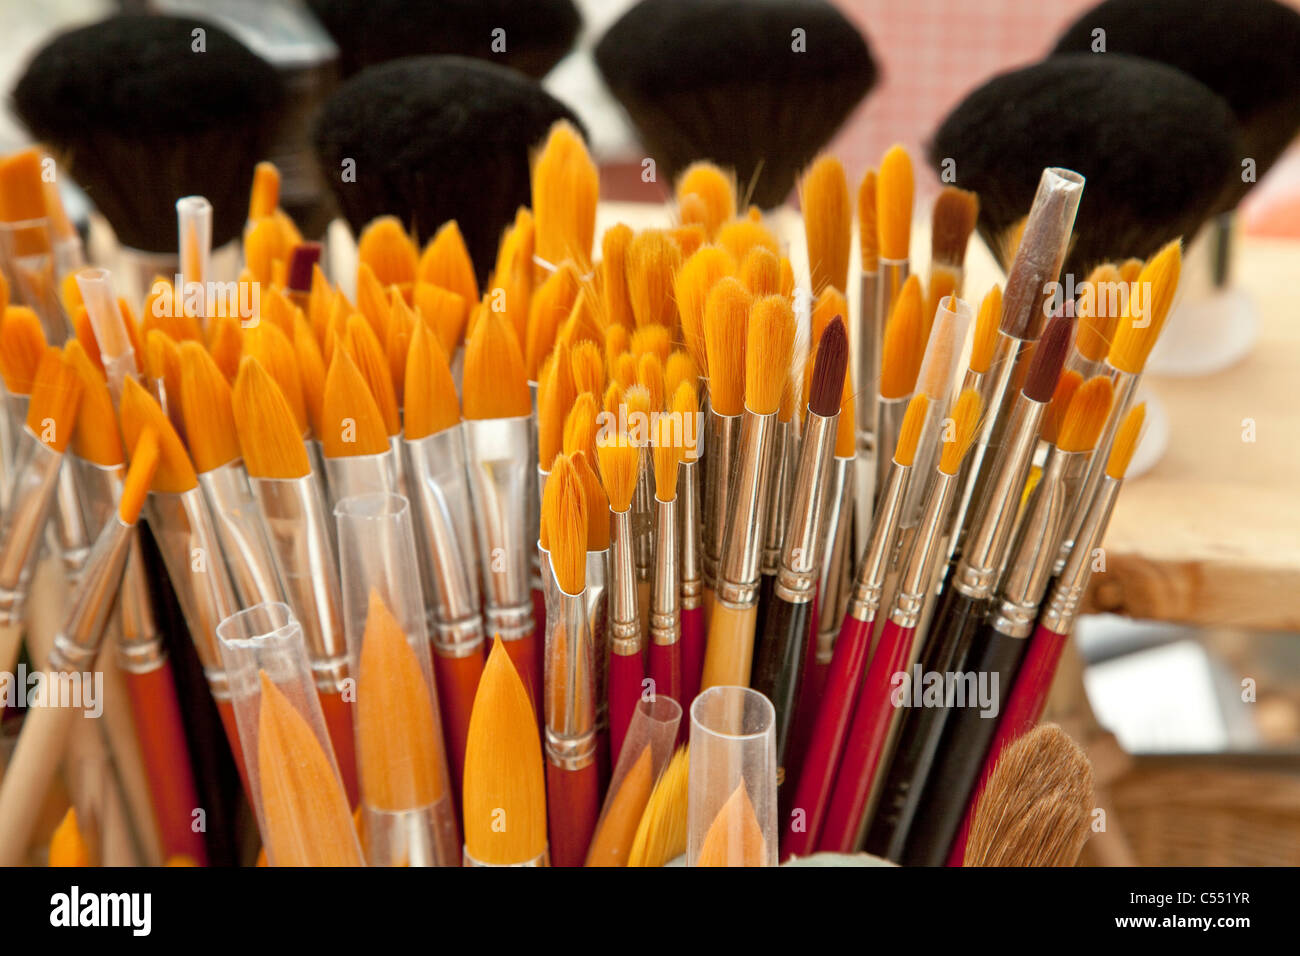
532, 121, 598, 275
320, 345, 399, 501
599, 223, 636, 332
802, 154, 852, 296
597, 428, 643, 766
925, 187, 979, 333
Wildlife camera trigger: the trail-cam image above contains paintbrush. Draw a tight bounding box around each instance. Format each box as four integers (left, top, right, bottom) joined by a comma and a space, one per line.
320, 345, 400, 500
671, 381, 707, 712
1069, 264, 1123, 378
0, 303, 46, 517
803, 156, 852, 298
403, 318, 484, 799
873, 275, 925, 509
854, 167, 880, 517
0, 425, 154, 866
627, 744, 690, 867
48, 808, 92, 868
232, 357, 357, 804
874, 145, 913, 357
532, 120, 599, 276
462, 637, 549, 866
677, 163, 737, 241
816, 388, 982, 854
0, 149, 65, 342
701, 295, 795, 689
925, 188, 979, 329
964, 724, 1094, 867
567, 447, 611, 773
649, 414, 685, 706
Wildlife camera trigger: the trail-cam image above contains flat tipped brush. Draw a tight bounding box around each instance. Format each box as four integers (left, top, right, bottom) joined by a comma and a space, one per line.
0, 149, 64, 342
320, 346, 399, 500
627, 744, 689, 867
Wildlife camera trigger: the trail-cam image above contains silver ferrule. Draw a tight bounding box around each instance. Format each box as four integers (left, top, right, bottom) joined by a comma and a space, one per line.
775, 410, 837, 604
323, 447, 398, 503
52, 464, 91, 578
609, 508, 641, 655
527, 381, 540, 571
873, 395, 909, 510
463, 416, 534, 640
534, 464, 548, 592
953, 393, 1047, 599
0, 430, 66, 623
0, 389, 16, 511
248, 474, 348, 692
463, 846, 548, 867
857, 268, 880, 437
47, 515, 133, 674
542, 584, 597, 768
650, 496, 679, 645
115, 532, 166, 673
1001, 168, 1085, 344
761, 419, 794, 575
363, 803, 459, 868
68, 457, 121, 535
701, 410, 741, 591
199, 461, 286, 609
814, 457, 855, 659
890, 470, 961, 630
145, 488, 240, 697
715, 410, 776, 608
1056, 370, 1137, 575
1041, 475, 1123, 636
405, 427, 484, 653
633, 449, 654, 582
678, 459, 702, 609
586, 548, 609, 731
848, 459, 912, 621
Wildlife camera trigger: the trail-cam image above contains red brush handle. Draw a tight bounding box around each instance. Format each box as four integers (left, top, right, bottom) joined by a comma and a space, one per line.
609, 648, 645, 766
546, 759, 600, 867
317, 688, 359, 807
215, 697, 252, 804
648, 639, 681, 708
783, 613, 874, 860
946, 622, 1069, 865
124, 661, 208, 864
817, 619, 917, 853
679, 606, 705, 711
506, 623, 543, 727
432, 644, 484, 805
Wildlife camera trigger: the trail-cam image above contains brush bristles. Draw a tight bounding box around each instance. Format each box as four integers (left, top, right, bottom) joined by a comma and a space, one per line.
809, 316, 848, 419
322, 347, 389, 457
573, 450, 610, 552
894, 394, 929, 467
0, 148, 48, 224
630, 323, 671, 365
569, 340, 605, 397
674, 245, 737, 377
1057, 375, 1114, 453
880, 274, 925, 399
740, 246, 781, 298
386, 292, 416, 407
637, 352, 665, 412
834, 370, 857, 458
603, 382, 625, 418
596, 431, 639, 514
293, 314, 327, 438
418, 221, 479, 310
877, 145, 913, 262
939, 388, 982, 474
543, 453, 587, 594
627, 231, 682, 330
696, 780, 766, 867
717, 220, 778, 266
613, 352, 637, 391
604, 324, 630, 370
966, 724, 1093, 867
415, 283, 468, 356
624, 385, 652, 438
652, 415, 681, 502
1040, 369, 1083, 448
119, 427, 159, 524
244, 320, 308, 433
802, 155, 852, 294
665, 350, 698, 399
404, 320, 461, 441
248, 161, 280, 221
0, 305, 48, 395
811, 287, 849, 350
525, 262, 579, 379
600, 223, 636, 332
26, 347, 81, 453
1109, 240, 1182, 375
703, 278, 750, 417
533, 121, 598, 271
1118, 258, 1143, 286
677, 163, 736, 239
48, 808, 89, 868
179, 341, 241, 473
1106, 403, 1145, 480
119, 377, 197, 493
930, 187, 979, 268
209, 314, 242, 382
343, 314, 400, 436
858, 168, 879, 272
232, 357, 311, 480
537, 342, 574, 469
970, 285, 1002, 375
746, 296, 795, 415
671, 380, 701, 463
627, 745, 688, 867
1075, 264, 1121, 363
65, 340, 123, 467
357, 216, 417, 289
463, 306, 531, 420
1024, 314, 1073, 404
145, 331, 182, 421
562, 392, 600, 468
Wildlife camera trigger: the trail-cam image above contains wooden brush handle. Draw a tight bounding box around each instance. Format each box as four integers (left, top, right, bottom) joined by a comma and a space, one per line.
609, 649, 645, 767
0, 624, 22, 708
679, 607, 706, 712
545, 760, 599, 868
317, 688, 359, 807
0, 699, 79, 865
751, 596, 811, 768
784, 613, 873, 861
433, 647, 484, 804
700, 603, 758, 691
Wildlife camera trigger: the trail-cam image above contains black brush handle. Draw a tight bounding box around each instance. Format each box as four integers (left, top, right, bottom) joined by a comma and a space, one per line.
900, 620, 1030, 865
863, 585, 988, 860
752, 593, 811, 771
750, 572, 779, 684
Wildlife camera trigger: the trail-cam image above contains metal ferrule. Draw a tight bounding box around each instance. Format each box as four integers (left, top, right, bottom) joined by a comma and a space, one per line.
814, 457, 855, 660
0, 429, 66, 624
952, 393, 1046, 600
775, 410, 837, 604
586, 548, 609, 732
463, 416, 535, 641
715, 410, 776, 608
47, 515, 132, 674
678, 459, 702, 609
145, 488, 239, 698
991, 447, 1086, 638
857, 268, 880, 437
0, 388, 17, 512
633, 450, 654, 583
542, 584, 597, 771
463, 846, 548, 867
199, 461, 286, 609
848, 459, 911, 621
405, 427, 484, 656
2, 222, 67, 342
115, 533, 166, 673
650, 496, 679, 645
890, 470, 961, 630
1055, 370, 1136, 575
761, 420, 794, 576
875, 258, 910, 352
323, 447, 398, 503
248, 474, 348, 692
528, 382, 541, 581
535, 464, 549, 592
388, 434, 409, 501
873, 395, 909, 509
701, 409, 740, 591
609, 509, 640, 655
52, 465, 91, 578
1041, 475, 1122, 636
363, 804, 458, 868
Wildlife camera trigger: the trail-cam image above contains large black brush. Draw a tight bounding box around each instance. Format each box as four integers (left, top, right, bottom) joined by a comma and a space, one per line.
312, 55, 582, 286
1051, 0, 1300, 212
12, 13, 282, 255
595, 0, 876, 208
929, 54, 1236, 276
305, 0, 581, 80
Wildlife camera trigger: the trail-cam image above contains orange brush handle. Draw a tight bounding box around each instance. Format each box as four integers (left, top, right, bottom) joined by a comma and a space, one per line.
545, 759, 599, 868
215, 697, 253, 803
432, 645, 484, 802
124, 662, 208, 864
317, 688, 359, 807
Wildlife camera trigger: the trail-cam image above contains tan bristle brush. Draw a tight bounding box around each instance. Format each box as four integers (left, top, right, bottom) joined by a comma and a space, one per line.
674, 245, 736, 382
533, 121, 598, 274
925, 187, 979, 333
802, 154, 852, 296
701, 295, 794, 689
627, 745, 689, 867
873, 274, 926, 507
627, 231, 682, 331
600, 223, 636, 331
677, 162, 737, 240
964, 724, 1093, 867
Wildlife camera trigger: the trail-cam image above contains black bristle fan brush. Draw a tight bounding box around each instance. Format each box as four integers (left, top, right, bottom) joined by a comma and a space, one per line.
594, 0, 877, 207
312, 56, 583, 286
305, 0, 582, 80
12, 13, 283, 301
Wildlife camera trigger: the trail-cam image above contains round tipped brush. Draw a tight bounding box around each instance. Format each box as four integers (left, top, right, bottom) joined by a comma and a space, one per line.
700, 294, 795, 690
649, 416, 685, 706
875, 144, 914, 334
753, 317, 847, 772
802, 155, 852, 296
313, 57, 581, 286
673, 244, 736, 387
595, 0, 877, 208
678, 163, 737, 240
925, 188, 979, 330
